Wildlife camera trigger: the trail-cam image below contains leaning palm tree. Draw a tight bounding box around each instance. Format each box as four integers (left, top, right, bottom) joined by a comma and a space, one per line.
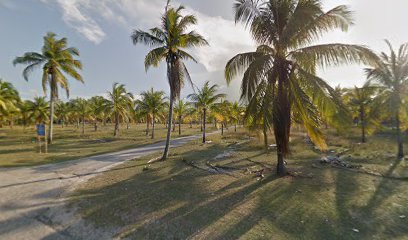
226, 0, 378, 176
174, 99, 191, 135
365, 40, 408, 159
131, 1, 208, 159
188, 81, 226, 143
136, 88, 167, 139
105, 83, 134, 137
13, 32, 83, 144
344, 84, 383, 143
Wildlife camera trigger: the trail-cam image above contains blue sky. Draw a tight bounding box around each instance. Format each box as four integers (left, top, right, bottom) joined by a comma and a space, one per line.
1, 0, 408, 101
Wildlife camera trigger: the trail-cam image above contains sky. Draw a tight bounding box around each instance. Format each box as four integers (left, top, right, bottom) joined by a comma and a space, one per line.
1, 0, 408, 101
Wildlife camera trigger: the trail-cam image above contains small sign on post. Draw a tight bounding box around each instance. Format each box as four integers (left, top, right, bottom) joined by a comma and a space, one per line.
36, 124, 47, 154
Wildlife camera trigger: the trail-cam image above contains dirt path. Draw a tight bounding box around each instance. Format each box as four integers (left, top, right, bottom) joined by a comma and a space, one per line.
0, 134, 205, 239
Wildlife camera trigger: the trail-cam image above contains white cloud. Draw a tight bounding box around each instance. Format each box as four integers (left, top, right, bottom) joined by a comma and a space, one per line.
40, 0, 106, 44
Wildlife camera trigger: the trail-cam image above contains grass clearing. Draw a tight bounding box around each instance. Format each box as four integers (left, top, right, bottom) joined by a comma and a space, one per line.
0, 123, 215, 167
70, 128, 408, 239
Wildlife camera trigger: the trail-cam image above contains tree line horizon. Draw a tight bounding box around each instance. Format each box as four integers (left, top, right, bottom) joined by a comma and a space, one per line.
1, 0, 408, 177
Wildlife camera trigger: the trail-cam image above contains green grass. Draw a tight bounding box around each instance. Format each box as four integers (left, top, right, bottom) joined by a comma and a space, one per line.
70, 128, 408, 239
0, 123, 215, 167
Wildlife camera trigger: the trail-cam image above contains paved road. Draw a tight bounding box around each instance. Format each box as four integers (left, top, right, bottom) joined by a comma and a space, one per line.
0, 134, 204, 239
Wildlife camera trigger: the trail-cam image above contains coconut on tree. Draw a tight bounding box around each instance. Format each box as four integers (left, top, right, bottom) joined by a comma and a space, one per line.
188, 81, 226, 143
226, 0, 378, 176
13, 32, 83, 144
131, 1, 208, 160
365, 40, 408, 159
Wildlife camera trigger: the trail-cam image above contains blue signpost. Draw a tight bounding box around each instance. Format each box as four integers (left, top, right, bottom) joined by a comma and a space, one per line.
36, 124, 45, 136
36, 124, 47, 153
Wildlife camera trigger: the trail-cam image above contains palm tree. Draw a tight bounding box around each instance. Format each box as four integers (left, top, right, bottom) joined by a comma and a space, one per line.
0, 80, 20, 128
226, 0, 378, 176
55, 101, 69, 128
136, 88, 167, 139
105, 83, 134, 137
230, 101, 244, 132
245, 82, 274, 151
131, 1, 208, 159
13, 32, 83, 144
344, 84, 383, 143
365, 40, 408, 159
89, 96, 108, 131
26, 97, 49, 124
188, 81, 226, 143
18, 100, 32, 129
212, 99, 233, 136
73, 98, 91, 134
174, 99, 191, 135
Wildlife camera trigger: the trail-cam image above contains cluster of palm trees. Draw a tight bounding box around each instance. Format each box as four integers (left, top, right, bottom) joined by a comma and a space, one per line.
0, 78, 246, 141
1, 0, 408, 177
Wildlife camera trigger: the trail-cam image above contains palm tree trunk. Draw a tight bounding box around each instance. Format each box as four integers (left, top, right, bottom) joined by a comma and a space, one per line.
151, 114, 155, 139
94, 121, 98, 131
396, 113, 404, 158
221, 123, 224, 136
360, 106, 366, 143
48, 93, 55, 145
200, 113, 203, 132
273, 76, 290, 177
189, 120, 192, 128
114, 113, 119, 137
82, 116, 85, 134
162, 90, 174, 160
178, 115, 181, 135
146, 116, 150, 136
235, 124, 237, 132
263, 121, 268, 152
202, 108, 206, 143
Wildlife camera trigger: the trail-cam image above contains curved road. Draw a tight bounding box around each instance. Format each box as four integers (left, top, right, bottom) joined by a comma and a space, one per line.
0, 134, 205, 239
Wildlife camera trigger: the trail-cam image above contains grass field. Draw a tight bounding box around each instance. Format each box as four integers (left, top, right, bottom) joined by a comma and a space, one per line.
0, 123, 215, 167
70, 128, 408, 239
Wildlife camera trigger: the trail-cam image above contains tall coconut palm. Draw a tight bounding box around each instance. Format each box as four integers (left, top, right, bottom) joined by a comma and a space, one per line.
188, 81, 226, 143
13, 32, 83, 144
174, 99, 191, 135
131, 1, 208, 159
136, 88, 167, 139
226, 0, 378, 176
344, 84, 383, 143
365, 40, 408, 159
105, 83, 134, 137
26, 97, 49, 124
